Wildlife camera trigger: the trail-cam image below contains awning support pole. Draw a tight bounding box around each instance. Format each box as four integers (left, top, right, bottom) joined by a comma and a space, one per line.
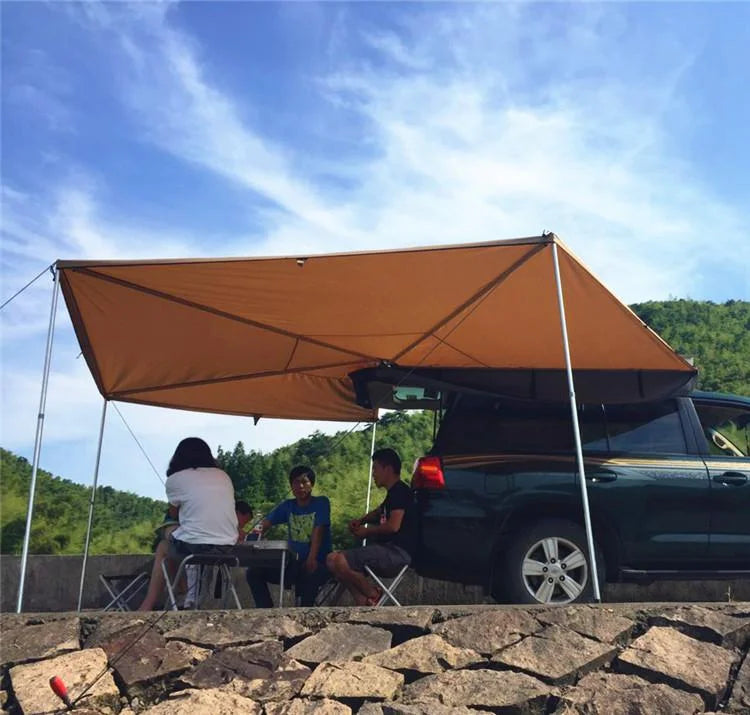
551, 242, 602, 602
16, 266, 61, 613
77, 398, 108, 612
363, 412, 379, 546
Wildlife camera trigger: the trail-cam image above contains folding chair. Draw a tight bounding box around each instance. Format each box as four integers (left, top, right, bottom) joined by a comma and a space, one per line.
162, 552, 242, 610
313, 578, 346, 606
99, 571, 150, 611
364, 564, 410, 606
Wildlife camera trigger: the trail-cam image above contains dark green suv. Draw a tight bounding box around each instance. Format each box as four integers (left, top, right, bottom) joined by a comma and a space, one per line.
410, 391, 750, 604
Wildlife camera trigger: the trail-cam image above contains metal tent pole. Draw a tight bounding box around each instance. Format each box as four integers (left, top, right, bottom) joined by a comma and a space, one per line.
77, 399, 108, 612
363, 412, 379, 546
16, 267, 61, 613
551, 241, 602, 602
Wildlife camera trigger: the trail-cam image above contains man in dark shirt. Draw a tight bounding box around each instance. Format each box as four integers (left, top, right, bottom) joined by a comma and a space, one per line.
326, 447, 415, 605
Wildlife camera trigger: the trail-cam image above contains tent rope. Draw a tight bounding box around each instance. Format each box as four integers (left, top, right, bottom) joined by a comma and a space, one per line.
0, 263, 55, 311
112, 402, 165, 486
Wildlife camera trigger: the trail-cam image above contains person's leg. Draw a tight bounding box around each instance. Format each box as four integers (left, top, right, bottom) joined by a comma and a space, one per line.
183, 565, 200, 609
326, 550, 380, 606
245, 566, 278, 608
138, 539, 169, 611
295, 563, 331, 607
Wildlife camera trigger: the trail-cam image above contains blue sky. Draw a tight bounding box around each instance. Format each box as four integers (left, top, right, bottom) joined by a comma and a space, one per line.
2, 2, 749, 504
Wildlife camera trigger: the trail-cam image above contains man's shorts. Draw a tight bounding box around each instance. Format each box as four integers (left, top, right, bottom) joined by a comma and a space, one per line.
343, 542, 411, 577
168, 536, 234, 561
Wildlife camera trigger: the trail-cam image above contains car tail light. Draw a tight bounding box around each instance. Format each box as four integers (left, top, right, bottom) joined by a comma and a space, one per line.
412, 456, 445, 489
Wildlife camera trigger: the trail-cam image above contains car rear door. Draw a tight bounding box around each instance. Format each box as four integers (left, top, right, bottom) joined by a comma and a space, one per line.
690, 397, 750, 566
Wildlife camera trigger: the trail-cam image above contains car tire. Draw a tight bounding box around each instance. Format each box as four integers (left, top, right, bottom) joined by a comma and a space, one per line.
500, 518, 605, 605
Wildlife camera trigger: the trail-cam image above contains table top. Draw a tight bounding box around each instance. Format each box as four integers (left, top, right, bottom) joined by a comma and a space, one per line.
231, 540, 297, 566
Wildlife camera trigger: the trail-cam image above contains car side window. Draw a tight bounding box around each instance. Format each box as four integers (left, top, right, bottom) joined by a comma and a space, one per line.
433, 402, 607, 454
603, 400, 687, 455
694, 402, 750, 458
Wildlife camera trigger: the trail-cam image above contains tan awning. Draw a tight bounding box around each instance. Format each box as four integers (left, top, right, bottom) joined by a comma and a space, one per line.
57, 234, 695, 421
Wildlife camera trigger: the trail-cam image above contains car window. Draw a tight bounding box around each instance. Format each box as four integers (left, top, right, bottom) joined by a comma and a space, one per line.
433, 401, 607, 454
693, 402, 750, 458
603, 401, 687, 455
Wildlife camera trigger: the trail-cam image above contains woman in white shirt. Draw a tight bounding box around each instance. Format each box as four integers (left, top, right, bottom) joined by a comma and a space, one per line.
138, 437, 237, 610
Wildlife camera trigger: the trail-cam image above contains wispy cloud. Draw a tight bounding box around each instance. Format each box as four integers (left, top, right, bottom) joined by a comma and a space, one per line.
2, 2, 748, 498
69, 2, 748, 300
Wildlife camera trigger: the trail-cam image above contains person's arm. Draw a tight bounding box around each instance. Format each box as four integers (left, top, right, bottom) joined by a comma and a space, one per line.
305, 525, 325, 572
165, 479, 181, 523
257, 502, 285, 536
305, 498, 330, 572
256, 517, 273, 535
352, 484, 411, 539
352, 509, 404, 539
349, 505, 382, 532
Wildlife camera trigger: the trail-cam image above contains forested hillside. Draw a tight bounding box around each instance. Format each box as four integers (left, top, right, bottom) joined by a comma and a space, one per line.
0, 448, 166, 555
631, 299, 749, 396
2, 299, 747, 555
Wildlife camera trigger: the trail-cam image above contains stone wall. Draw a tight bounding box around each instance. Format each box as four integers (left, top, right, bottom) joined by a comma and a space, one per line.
3, 555, 750, 613
1, 603, 748, 714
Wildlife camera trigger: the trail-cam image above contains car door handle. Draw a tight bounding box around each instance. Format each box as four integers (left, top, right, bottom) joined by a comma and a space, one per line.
712, 472, 748, 487
585, 471, 618, 483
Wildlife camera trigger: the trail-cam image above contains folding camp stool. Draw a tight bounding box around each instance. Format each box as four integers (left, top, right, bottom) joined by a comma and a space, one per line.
99, 571, 150, 611
162, 552, 242, 610
364, 564, 410, 606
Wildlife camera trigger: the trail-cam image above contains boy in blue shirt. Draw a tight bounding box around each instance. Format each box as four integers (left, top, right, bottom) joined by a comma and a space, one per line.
246, 465, 331, 607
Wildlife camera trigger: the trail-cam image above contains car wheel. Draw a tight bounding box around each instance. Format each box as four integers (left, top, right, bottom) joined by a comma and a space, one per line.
501, 518, 604, 605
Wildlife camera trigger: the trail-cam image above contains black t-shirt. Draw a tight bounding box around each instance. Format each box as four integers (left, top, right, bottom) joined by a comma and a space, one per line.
379, 480, 417, 556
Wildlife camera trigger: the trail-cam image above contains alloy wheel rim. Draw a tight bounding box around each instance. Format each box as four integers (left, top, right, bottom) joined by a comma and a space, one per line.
521, 536, 588, 604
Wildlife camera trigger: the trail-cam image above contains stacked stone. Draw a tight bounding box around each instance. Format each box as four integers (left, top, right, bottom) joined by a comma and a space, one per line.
1, 603, 748, 714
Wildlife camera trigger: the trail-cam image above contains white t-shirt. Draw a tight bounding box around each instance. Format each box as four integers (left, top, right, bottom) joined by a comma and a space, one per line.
166, 467, 238, 545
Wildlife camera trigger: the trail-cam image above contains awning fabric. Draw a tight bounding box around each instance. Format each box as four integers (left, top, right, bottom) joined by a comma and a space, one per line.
57, 234, 696, 421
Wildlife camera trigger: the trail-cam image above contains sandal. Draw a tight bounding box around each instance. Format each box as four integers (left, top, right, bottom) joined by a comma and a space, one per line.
365, 587, 383, 607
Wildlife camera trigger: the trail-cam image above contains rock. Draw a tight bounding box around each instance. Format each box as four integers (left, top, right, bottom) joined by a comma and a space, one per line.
649, 605, 750, 649
554, 671, 704, 714
219, 656, 312, 703
266, 697, 352, 714
164, 639, 212, 664
727, 653, 750, 714
181, 640, 284, 688
338, 608, 436, 643
360, 702, 488, 714
9, 648, 119, 715
286, 624, 392, 664
93, 624, 193, 689
301, 661, 404, 700
84, 614, 150, 648
0, 617, 79, 665
616, 626, 739, 707
164, 614, 309, 648
402, 668, 549, 712
537, 606, 634, 644
430, 609, 541, 655
139, 687, 261, 713
492, 625, 617, 684
363, 634, 484, 675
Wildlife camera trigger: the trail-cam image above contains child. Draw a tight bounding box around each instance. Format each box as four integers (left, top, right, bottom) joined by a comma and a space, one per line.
246, 465, 331, 607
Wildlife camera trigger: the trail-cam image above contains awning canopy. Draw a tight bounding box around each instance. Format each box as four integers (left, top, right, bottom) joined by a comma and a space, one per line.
57, 234, 696, 421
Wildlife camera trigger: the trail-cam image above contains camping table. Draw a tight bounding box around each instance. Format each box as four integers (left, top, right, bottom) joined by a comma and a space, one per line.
231, 540, 297, 608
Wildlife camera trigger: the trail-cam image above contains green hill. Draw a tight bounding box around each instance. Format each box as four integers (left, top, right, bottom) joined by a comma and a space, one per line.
631, 299, 750, 396
0, 449, 166, 555
2, 299, 748, 555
